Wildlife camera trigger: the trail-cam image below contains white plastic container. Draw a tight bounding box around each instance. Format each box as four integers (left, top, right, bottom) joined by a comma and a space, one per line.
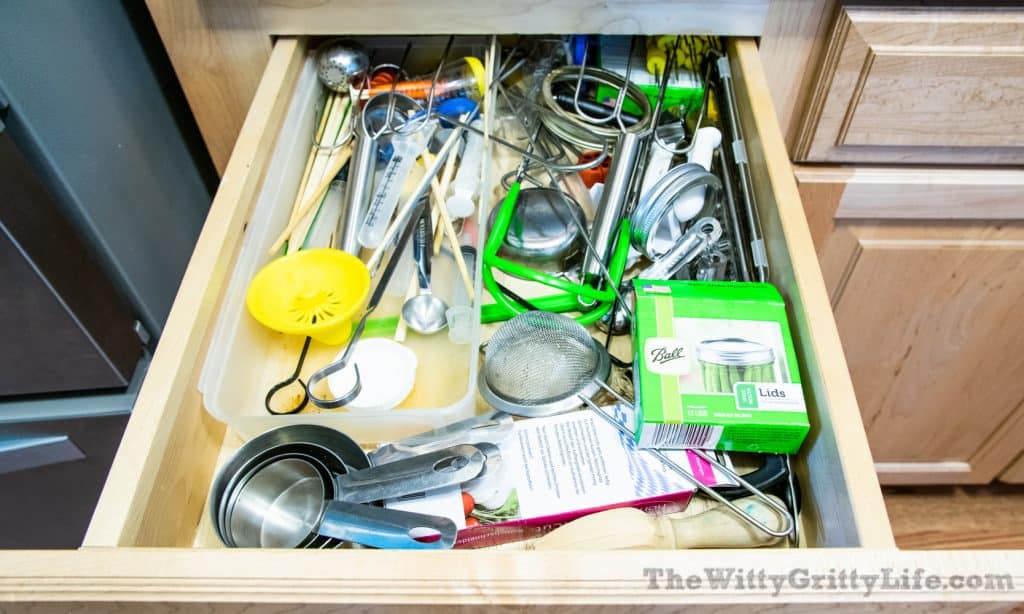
198, 53, 486, 444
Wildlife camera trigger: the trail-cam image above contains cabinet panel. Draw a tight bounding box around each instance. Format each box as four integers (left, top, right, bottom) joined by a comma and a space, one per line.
796, 165, 1024, 484
0, 133, 141, 395
835, 223, 1024, 480
795, 6, 1024, 164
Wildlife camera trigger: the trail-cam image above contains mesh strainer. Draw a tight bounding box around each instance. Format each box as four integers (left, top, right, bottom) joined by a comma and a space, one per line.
479, 311, 611, 417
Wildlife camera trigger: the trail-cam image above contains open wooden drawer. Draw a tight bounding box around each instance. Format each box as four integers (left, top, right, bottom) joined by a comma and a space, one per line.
9, 32, 975, 608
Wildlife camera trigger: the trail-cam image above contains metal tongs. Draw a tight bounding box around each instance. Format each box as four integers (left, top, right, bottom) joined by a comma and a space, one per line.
306, 110, 464, 408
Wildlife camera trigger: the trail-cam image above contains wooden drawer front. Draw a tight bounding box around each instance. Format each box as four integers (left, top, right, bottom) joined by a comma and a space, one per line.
797, 165, 1024, 485
57, 36, 893, 607
796, 6, 1024, 165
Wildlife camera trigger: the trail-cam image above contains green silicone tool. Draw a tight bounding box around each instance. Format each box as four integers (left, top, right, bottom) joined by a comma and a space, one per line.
481, 179, 631, 325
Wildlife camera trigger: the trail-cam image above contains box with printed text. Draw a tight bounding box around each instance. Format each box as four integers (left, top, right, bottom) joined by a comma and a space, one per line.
632, 280, 810, 454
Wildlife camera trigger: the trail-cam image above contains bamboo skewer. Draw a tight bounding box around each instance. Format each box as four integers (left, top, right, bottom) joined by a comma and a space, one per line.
432, 143, 460, 255
422, 150, 474, 301
287, 92, 337, 225
269, 144, 353, 255
365, 128, 463, 274
287, 96, 354, 252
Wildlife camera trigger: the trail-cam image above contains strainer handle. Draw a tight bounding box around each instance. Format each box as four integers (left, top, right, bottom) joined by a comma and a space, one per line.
581, 393, 794, 539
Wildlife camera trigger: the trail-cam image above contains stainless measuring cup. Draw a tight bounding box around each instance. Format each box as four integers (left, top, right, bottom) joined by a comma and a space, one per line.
210, 425, 484, 549
228, 455, 468, 549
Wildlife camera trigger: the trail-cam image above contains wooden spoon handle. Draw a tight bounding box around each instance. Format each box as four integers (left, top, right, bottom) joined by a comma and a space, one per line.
494, 496, 788, 551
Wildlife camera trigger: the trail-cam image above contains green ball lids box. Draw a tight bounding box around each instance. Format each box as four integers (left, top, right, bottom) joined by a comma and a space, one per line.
631, 279, 810, 454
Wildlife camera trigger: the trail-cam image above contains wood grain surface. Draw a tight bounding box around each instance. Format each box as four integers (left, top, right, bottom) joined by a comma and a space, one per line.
144, 0, 272, 173
257, 0, 768, 36
82, 39, 306, 548
758, 0, 837, 152
835, 223, 1024, 470
885, 485, 1024, 549
798, 166, 1024, 221
141, 1, 826, 176
796, 165, 1024, 484
795, 6, 1024, 164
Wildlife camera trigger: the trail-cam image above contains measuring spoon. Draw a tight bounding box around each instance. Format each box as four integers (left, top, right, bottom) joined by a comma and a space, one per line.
402, 205, 448, 334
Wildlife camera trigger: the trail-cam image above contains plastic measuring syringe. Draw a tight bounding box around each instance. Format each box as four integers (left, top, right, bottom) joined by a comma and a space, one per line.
672, 126, 721, 224
445, 118, 484, 219
358, 120, 437, 248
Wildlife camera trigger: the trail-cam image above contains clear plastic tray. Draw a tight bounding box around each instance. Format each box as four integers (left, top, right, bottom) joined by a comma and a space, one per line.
199, 48, 487, 443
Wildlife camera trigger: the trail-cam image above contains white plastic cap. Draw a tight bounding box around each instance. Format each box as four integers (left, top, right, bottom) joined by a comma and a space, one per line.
446, 191, 476, 219
446, 305, 475, 344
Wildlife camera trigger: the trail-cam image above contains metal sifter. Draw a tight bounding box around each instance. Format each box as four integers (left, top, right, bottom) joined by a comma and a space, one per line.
478, 311, 610, 417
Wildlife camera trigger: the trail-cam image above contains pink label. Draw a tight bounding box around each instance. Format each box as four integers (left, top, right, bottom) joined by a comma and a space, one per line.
687, 451, 718, 485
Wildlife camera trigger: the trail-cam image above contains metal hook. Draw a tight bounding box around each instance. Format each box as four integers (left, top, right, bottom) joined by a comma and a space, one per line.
443, 112, 610, 174
649, 41, 718, 157
570, 36, 636, 133
306, 195, 428, 409
311, 94, 355, 153
424, 36, 454, 122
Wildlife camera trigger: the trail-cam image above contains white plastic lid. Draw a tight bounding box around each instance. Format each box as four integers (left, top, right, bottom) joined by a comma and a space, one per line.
327, 338, 418, 412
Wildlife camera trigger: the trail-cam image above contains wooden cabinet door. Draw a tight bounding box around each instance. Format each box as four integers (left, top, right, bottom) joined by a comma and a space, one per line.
796, 166, 1024, 484
795, 6, 1024, 164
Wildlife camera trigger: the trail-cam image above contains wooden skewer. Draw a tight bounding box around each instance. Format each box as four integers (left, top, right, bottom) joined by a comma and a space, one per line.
268, 144, 353, 255
288, 92, 337, 224
394, 273, 418, 342
422, 150, 474, 301
286, 96, 354, 252
432, 144, 460, 255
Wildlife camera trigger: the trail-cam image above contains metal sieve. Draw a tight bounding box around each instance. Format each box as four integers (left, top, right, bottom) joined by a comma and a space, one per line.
479, 311, 610, 417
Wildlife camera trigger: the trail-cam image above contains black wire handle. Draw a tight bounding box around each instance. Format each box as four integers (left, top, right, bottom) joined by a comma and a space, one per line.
264, 336, 312, 415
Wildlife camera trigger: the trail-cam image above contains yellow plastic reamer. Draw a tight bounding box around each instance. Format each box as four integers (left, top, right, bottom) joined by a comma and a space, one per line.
246, 248, 370, 345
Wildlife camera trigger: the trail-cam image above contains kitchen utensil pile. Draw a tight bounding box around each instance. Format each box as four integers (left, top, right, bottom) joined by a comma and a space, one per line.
219, 34, 806, 550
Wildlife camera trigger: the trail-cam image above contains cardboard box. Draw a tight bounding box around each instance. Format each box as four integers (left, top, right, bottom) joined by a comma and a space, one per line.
632, 280, 810, 454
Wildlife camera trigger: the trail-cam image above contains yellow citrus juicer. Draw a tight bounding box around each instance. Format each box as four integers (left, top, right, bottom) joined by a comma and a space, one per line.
246, 248, 371, 345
